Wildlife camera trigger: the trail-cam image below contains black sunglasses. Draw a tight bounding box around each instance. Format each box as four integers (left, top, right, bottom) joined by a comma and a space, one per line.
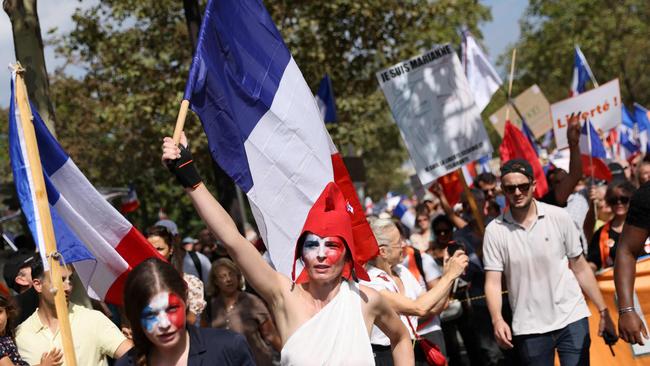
503, 183, 531, 194
606, 196, 630, 205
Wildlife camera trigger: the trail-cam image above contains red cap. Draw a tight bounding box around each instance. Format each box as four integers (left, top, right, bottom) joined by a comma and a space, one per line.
291, 182, 371, 284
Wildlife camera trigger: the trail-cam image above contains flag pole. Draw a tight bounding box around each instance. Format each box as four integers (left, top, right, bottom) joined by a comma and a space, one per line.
12, 63, 78, 366
173, 99, 190, 145
504, 48, 517, 122
458, 170, 485, 235
586, 119, 599, 221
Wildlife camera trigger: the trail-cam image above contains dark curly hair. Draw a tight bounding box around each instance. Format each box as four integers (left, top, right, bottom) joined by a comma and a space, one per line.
0, 294, 19, 338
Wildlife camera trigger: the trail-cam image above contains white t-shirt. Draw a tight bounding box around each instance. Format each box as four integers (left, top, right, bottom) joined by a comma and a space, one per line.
402, 252, 442, 335
361, 264, 423, 345
483, 201, 591, 335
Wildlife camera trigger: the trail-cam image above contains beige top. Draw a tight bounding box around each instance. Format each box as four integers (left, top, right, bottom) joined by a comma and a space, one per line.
483, 200, 591, 335
16, 303, 126, 366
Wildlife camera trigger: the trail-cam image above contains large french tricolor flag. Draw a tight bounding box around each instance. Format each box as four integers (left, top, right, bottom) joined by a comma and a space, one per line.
183, 0, 377, 277
8, 72, 160, 305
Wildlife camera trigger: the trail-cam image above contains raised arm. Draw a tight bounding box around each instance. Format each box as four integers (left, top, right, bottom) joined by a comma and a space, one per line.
162, 135, 288, 303
380, 251, 467, 317
553, 119, 582, 206
431, 183, 467, 229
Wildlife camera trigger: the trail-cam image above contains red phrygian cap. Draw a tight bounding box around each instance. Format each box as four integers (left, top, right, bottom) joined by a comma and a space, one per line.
291, 182, 371, 284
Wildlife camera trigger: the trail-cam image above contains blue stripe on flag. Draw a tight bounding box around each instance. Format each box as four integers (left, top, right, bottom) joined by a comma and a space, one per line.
580, 120, 607, 159
32, 106, 69, 176
184, 0, 291, 192
8, 76, 94, 265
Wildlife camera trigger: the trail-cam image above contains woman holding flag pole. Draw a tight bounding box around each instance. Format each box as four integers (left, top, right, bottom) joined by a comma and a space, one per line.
161, 132, 413, 365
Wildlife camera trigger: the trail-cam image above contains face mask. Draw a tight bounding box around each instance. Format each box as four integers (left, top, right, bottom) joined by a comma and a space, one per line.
141, 292, 186, 334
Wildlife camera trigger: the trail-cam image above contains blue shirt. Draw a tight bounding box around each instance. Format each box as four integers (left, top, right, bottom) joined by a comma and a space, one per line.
116, 325, 255, 366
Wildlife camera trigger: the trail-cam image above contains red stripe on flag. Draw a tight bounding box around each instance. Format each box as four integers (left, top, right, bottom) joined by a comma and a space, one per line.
330, 153, 378, 264
433, 171, 463, 206
581, 155, 612, 182
105, 227, 164, 305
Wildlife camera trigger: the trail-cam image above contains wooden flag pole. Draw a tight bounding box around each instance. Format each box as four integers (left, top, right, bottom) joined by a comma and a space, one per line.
13, 63, 78, 366
173, 99, 190, 145
504, 48, 517, 122
458, 169, 485, 235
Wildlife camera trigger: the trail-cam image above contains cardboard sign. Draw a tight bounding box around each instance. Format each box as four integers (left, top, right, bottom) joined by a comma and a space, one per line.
550, 79, 622, 149
489, 84, 553, 138
376, 44, 493, 185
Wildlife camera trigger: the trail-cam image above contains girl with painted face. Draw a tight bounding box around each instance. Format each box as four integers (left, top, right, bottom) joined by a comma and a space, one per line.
116, 258, 255, 366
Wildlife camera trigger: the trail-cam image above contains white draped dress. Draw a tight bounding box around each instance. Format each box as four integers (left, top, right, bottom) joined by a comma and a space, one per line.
280, 280, 375, 365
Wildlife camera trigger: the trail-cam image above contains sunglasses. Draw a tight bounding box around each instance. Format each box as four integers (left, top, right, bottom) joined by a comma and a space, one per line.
606, 196, 630, 205
503, 183, 531, 194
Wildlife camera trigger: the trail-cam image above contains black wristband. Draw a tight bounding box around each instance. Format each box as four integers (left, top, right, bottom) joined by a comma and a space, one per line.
166, 144, 202, 188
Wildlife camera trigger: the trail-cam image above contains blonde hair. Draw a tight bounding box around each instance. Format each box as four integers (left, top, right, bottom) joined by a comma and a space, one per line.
208, 258, 245, 296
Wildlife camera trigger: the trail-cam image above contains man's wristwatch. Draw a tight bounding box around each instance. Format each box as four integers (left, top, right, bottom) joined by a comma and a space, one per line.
618, 306, 636, 315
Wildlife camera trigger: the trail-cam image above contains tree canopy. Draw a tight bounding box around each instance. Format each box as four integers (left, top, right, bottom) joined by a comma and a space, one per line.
31, 0, 491, 234
496, 0, 650, 110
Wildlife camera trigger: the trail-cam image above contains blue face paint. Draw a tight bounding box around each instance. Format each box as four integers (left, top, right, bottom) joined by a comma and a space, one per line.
140, 292, 184, 334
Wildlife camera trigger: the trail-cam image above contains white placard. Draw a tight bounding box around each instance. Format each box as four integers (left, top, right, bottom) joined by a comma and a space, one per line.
376, 44, 493, 185
550, 79, 622, 149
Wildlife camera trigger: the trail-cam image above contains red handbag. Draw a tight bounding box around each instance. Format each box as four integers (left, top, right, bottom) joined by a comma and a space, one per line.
406, 317, 447, 366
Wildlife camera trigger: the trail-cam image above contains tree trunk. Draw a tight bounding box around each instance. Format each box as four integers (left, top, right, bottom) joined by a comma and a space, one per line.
182, 0, 202, 51
4, 0, 57, 134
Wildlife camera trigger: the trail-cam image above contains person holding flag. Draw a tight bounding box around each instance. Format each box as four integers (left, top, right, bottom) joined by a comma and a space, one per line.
161, 134, 413, 365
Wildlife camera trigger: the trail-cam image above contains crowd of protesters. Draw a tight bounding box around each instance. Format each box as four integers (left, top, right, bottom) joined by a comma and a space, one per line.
0, 124, 648, 366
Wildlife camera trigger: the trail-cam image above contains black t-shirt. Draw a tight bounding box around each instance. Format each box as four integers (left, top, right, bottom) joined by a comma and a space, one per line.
587, 225, 620, 270
626, 182, 650, 231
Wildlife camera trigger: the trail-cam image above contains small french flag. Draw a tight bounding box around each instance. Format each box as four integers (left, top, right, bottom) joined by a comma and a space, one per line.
579, 120, 612, 181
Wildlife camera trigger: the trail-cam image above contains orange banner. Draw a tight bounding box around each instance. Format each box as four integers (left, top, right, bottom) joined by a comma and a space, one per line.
582, 258, 650, 365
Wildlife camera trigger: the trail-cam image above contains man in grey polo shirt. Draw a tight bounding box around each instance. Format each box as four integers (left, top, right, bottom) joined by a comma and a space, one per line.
483, 159, 616, 366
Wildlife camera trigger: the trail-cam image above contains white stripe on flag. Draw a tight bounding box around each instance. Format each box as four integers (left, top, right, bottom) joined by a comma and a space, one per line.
243, 58, 333, 276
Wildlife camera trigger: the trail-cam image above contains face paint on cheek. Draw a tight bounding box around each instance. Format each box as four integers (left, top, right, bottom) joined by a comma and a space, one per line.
166, 293, 186, 329
302, 234, 345, 266
141, 292, 186, 333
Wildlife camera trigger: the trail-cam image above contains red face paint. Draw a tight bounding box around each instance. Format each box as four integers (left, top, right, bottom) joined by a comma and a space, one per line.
302, 234, 345, 266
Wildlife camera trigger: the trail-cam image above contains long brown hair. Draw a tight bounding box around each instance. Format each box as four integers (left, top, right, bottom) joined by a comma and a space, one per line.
123, 258, 188, 366
0, 295, 18, 338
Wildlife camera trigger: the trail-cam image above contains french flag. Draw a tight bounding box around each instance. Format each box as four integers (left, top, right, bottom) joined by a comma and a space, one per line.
633, 103, 650, 154
183, 0, 377, 277
570, 46, 596, 96
315, 73, 337, 124
120, 184, 140, 214
579, 119, 612, 181
8, 72, 161, 305
618, 107, 640, 159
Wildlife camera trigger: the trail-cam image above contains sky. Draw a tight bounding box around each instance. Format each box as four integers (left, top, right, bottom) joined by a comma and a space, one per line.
0, 0, 528, 108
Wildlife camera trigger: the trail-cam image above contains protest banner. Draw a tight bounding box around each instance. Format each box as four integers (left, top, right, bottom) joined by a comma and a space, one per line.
489, 84, 553, 138
376, 44, 493, 185
550, 79, 621, 149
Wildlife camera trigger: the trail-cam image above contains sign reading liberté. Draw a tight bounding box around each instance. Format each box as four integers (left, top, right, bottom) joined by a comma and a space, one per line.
550, 79, 622, 149
376, 44, 493, 185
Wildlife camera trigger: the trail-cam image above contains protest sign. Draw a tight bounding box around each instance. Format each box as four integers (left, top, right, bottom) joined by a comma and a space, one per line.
550, 79, 621, 149
376, 44, 493, 185
489, 84, 553, 138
